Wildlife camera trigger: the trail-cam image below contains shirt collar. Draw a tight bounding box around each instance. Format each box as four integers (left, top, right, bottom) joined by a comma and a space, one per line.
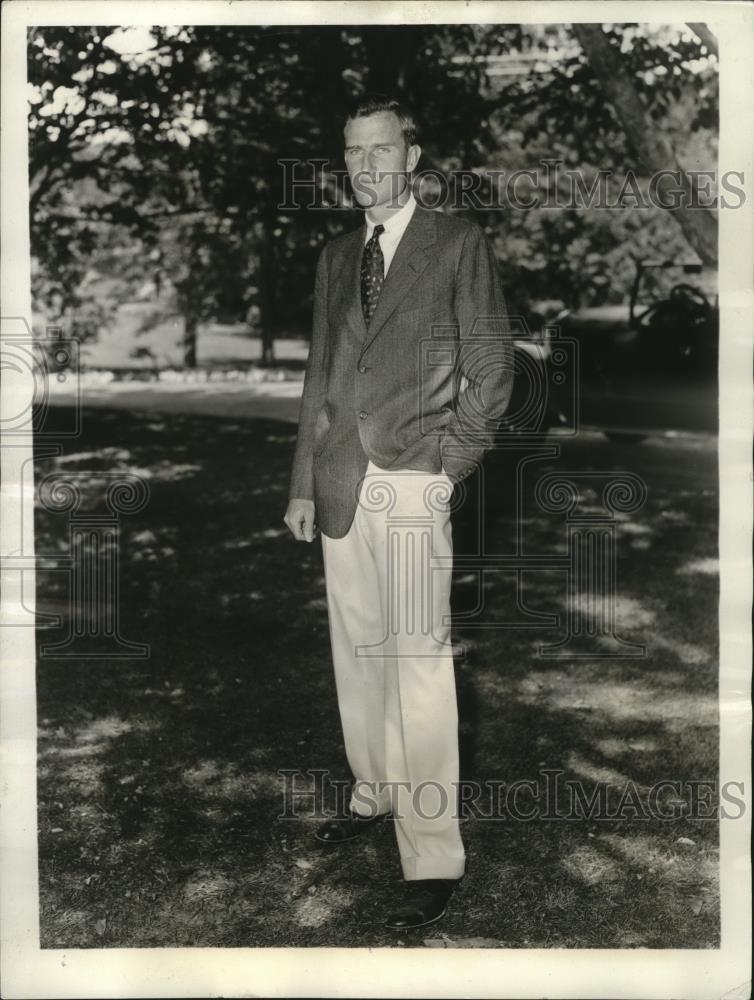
365, 191, 417, 241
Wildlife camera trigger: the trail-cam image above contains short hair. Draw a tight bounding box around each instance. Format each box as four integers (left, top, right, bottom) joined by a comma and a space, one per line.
344, 95, 418, 148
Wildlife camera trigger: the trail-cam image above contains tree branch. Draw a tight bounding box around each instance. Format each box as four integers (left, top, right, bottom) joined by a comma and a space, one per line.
572, 23, 717, 265
687, 23, 718, 58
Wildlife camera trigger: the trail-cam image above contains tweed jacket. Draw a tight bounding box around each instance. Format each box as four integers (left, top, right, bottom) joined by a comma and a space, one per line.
288, 205, 514, 539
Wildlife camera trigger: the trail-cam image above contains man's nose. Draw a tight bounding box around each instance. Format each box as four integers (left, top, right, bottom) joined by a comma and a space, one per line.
365, 153, 380, 177
353, 155, 370, 178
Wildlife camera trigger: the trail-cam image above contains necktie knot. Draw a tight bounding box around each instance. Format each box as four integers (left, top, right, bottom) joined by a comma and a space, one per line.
365, 224, 385, 255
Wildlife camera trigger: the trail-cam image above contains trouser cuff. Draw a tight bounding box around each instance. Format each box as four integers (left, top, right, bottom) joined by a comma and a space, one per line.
401, 855, 466, 881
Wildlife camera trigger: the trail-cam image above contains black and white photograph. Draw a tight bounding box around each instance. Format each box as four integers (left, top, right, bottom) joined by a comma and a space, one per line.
0, 1, 751, 997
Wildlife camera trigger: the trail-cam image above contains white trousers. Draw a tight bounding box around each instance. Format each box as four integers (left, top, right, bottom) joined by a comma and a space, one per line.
321, 459, 466, 881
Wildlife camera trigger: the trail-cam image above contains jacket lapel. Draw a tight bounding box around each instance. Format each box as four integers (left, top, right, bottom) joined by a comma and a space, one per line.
340, 226, 367, 346
339, 207, 438, 354
358, 207, 437, 359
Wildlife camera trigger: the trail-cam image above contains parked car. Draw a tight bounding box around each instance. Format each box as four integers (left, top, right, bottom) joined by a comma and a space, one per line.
543, 260, 718, 442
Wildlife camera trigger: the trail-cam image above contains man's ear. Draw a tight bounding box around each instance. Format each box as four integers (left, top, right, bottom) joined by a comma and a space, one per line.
407, 143, 421, 173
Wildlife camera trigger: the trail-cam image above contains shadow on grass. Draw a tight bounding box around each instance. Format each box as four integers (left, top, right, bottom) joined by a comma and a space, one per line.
34, 408, 720, 948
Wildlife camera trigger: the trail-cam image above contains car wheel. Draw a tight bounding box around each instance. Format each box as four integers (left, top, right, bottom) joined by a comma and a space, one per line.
603, 431, 648, 445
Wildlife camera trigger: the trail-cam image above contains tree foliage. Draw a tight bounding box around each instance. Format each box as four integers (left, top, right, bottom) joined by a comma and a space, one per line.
28, 22, 718, 364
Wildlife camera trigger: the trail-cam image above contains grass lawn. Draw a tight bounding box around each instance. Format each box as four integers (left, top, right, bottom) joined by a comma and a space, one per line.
34, 406, 720, 948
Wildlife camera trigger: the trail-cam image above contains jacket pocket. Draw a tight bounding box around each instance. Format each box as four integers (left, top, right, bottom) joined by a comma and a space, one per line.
394, 408, 453, 454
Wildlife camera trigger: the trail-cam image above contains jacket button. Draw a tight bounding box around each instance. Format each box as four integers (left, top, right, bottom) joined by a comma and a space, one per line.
358, 365, 367, 374
359, 410, 368, 419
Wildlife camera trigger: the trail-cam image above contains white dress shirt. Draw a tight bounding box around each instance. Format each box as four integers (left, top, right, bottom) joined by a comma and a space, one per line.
364, 192, 417, 276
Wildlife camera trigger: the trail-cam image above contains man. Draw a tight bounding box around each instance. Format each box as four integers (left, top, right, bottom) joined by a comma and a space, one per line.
284, 96, 513, 930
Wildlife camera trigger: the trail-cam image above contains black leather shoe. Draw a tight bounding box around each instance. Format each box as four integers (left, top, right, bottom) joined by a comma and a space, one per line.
384, 878, 459, 930
314, 811, 386, 844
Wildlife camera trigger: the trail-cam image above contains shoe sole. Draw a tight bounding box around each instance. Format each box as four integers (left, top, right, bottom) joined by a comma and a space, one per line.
385, 905, 448, 931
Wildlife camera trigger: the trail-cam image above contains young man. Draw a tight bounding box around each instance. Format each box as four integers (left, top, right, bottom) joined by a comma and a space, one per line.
284, 96, 513, 930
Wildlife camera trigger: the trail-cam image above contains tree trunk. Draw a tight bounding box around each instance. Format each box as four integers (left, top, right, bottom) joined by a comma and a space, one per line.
317, 27, 350, 166
362, 26, 423, 96
183, 312, 198, 368
687, 23, 718, 58
256, 193, 277, 367
260, 326, 275, 366
573, 23, 717, 265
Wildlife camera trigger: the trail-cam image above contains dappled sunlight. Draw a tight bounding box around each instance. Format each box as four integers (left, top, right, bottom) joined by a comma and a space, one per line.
265, 433, 298, 445
517, 672, 718, 727
182, 871, 235, 902
56, 448, 134, 465
34, 408, 719, 948
599, 831, 703, 872
651, 634, 710, 667
128, 527, 178, 564
594, 735, 660, 756
181, 760, 282, 802
565, 750, 635, 789
470, 667, 518, 701
676, 557, 719, 576
564, 592, 657, 630
304, 597, 328, 612
553, 829, 719, 935
58, 758, 107, 787
250, 484, 286, 496
656, 507, 690, 524
617, 521, 654, 536
629, 537, 652, 551
77, 714, 157, 742
294, 887, 353, 929
127, 460, 202, 482
45, 450, 202, 485
597, 831, 719, 913
38, 715, 159, 795
219, 537, 255, 549
246, 527, 288, 540
218, 590, 265, 606
42, 742, 102, 758
561, 844, 625, 887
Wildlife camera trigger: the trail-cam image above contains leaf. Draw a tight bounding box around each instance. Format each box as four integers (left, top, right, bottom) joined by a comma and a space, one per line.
94, 918, 107, 936
676, 836, 696, 847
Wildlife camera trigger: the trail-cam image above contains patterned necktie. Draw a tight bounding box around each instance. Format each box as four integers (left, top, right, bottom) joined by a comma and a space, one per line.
361, 223, 385, 325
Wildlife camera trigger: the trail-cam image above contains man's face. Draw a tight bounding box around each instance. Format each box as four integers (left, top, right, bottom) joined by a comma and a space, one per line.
343, 111, 421, 209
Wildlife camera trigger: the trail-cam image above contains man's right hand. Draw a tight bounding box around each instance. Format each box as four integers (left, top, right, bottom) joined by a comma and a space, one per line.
284, 498, 317, 542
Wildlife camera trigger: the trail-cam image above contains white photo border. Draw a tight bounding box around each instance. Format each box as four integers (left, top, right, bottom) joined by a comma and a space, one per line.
1, 2, 751, 998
